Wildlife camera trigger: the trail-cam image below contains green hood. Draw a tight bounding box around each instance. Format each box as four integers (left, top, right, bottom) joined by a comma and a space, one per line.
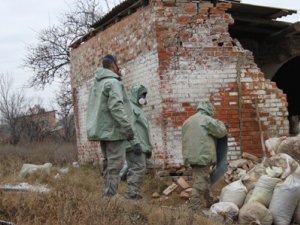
126, 84, 153, 155
94, 68, 120, 81
130, 84, 147, 105
197, 101, 215, 116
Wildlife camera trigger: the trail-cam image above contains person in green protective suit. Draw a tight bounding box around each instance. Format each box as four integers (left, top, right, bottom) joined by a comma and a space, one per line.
182, 101, 227, 210
86, 54, 139, 198
124, 84, 153, 200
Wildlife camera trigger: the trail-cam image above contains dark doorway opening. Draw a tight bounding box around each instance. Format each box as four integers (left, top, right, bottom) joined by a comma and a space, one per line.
272, 56, 300, 135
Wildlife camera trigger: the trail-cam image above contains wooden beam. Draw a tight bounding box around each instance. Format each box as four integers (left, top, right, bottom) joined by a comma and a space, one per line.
232, 15, 289, 27
268, 9, 292, 20
230, 24, 273, 35
270, 22, 300, 40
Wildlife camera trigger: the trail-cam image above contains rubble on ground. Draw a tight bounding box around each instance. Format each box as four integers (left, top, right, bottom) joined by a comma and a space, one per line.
0, 182, 50, 193
224, 154, 258, 183
19, 163, 53, 177
0, 220, 15, 225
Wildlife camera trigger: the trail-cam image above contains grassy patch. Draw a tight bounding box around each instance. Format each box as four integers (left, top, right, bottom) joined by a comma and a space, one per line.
0, 142, 224, 225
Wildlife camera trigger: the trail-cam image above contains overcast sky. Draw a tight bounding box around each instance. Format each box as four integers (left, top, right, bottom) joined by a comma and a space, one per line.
0, 0, 299, 110
1, 0, 73, 109
0, 0, 118, 109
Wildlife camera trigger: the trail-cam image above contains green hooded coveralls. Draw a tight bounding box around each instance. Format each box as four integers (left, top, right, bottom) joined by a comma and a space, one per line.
86, 67, 134, 197
127, 84, 153, 155
182, 101, 227, 209
124, 84, 153, 199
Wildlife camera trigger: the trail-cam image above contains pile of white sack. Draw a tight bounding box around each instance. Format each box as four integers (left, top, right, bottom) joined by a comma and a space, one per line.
209, 135, 300, 225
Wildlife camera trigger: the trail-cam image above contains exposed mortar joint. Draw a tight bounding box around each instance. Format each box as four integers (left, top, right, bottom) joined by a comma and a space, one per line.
195, 1, 200, 14
236, 53, 247, 154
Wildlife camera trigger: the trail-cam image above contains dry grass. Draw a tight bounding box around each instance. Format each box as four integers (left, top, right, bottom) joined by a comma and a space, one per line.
0, 142, 224, 225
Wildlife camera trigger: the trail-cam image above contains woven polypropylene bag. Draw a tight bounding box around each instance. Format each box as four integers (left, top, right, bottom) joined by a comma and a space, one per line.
239, 202, 273, 225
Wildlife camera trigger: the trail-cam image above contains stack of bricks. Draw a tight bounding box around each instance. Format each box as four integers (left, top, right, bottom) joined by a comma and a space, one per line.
70, 0, 289, 166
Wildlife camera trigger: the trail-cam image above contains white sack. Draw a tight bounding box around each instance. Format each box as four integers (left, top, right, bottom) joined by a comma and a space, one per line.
265, 136, 286, 155
294, 200, 300, 225
269, 173, 300, 225
248, 175, 281, 207
277, 134, 300, 163
209, 202, 239, 224
265, 166, 283, 178
265, 135, 300, 163
294, 165, 300, 179
239, 202, 273, 225
242, 163, 265, 191
244, 189, 253, 205
220, 179, 247, 208
265, 153, 299, 179
19, 163, 52, 177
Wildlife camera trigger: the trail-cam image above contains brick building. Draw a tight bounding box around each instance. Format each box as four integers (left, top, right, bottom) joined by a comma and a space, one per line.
70, 0, 300, 167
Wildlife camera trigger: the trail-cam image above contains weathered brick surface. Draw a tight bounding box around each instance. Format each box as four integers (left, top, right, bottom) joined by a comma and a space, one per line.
70, 1, 289, 166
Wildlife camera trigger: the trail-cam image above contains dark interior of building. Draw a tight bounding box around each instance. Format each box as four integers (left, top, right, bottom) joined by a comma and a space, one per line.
272, 56, 300, 116
227, 1, 300, 134
272, 57, 300, 135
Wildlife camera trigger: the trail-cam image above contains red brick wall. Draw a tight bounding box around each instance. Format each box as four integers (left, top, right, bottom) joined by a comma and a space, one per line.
70, 0, 289, 166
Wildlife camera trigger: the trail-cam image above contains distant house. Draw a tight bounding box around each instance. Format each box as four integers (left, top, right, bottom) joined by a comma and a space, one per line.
16, 105, 57, 142
26, 106, 56, 128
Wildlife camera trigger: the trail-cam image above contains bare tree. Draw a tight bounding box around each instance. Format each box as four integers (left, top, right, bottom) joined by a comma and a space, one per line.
23, 0, 104, 88
23, 0, 125, 88
0, 74, 28, 144
56, 81, 75, 142
104, 0, 111, 10
22, 0, 103, 142
23, 0, 123, 142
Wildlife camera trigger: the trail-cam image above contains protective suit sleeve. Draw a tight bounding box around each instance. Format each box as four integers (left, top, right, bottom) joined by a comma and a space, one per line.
105, 81, 132, 130
205, 118, 227, 138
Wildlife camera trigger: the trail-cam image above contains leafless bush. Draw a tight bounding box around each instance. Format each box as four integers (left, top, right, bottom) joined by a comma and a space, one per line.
0, 74, 28, 144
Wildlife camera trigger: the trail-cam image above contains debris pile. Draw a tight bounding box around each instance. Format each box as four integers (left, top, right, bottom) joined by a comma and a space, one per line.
224, 157, 256, 183
149, 166, 193, 199
208, 135, 300, 225
155, 135, 300, 224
